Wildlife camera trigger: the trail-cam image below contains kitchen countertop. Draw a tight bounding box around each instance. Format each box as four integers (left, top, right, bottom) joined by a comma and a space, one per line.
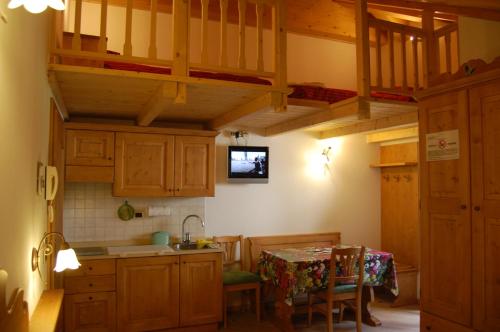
73, 243, 223, 261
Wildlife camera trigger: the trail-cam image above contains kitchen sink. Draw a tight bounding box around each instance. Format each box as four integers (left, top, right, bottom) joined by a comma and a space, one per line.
107, 244, 174, 256
172, 243, 199, 250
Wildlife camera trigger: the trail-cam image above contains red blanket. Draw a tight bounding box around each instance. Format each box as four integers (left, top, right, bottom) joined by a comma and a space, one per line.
104, 61, 272, 86
289, 84, 415, 103
103, 61, 414, 103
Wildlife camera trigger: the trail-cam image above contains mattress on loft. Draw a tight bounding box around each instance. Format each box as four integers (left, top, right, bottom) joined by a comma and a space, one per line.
103, 61, 415, 103
103, 61, 272, 86
288, 84, 416, 104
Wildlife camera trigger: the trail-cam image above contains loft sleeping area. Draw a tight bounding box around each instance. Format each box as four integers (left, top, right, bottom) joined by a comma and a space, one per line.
48, 0, 459, 137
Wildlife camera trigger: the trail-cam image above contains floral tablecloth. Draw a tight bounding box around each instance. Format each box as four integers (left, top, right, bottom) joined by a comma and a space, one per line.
257, 246, 398, 304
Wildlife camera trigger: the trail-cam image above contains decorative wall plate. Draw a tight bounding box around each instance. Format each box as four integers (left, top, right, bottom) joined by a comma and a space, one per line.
117, 201, 134, 221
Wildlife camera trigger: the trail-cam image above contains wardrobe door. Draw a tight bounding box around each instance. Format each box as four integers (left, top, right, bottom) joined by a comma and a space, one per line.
419, 90, 471, 326
469, 79, 500, 332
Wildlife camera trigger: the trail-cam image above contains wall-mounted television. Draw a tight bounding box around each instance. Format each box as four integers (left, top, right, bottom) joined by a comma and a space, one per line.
227, 146, 269, 183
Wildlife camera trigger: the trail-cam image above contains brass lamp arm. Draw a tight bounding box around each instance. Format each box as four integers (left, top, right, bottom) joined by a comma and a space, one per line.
31, 232, 68, 272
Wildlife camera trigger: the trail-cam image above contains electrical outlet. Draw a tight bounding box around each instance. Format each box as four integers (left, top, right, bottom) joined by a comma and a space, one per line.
134, 208, 147, 218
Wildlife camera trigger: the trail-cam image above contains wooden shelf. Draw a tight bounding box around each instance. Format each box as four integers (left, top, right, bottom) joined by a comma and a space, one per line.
370, 162, 418, 168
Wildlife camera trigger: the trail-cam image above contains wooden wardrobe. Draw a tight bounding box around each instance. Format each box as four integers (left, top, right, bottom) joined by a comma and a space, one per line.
418, 64, 500, 332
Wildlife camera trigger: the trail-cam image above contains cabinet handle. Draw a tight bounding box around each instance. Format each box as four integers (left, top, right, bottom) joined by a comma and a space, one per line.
176, 188, 180, 192
168, 189, 173, 192
88, 266, 93, 271
88, 296, 93, 301
89, 283, 93, 287
474, 206, 481, 211
108, 157, 112, 160
174, 262, 179, 265
460, 204, 467, 210
425, 326, 431, 331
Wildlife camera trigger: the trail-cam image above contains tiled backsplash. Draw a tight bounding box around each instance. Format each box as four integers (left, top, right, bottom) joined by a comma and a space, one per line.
63, 183, 206, 243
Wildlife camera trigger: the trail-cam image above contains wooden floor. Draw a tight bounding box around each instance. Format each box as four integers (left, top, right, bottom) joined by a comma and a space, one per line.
222, 301, 419, 332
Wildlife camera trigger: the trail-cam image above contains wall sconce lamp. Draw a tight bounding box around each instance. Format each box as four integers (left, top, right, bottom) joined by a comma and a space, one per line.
8, 0, 65, 14
32, 232, 80, 278
322, 146, 332, 163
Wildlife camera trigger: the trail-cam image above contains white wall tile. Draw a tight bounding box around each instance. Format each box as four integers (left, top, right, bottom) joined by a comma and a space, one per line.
63, 183, 206, 242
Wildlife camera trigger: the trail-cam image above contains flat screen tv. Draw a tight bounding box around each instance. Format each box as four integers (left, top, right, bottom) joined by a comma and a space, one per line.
227, 146, 269, 183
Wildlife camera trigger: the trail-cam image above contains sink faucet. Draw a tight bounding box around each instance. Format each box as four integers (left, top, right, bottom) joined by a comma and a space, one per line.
182, 215, 205, 244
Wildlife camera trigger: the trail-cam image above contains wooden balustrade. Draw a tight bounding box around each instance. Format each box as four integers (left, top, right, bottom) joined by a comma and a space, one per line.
368, 17, 425, 95
434, 23, 459, 75
51, 0, 285, 88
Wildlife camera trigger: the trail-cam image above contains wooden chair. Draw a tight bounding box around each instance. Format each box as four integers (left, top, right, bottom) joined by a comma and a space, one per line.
307, 246, 366, 332
213, 235, 261, 328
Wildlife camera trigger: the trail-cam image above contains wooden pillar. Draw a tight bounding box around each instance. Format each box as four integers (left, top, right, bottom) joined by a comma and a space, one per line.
422, 9, 437, 87
272, 0, 287, 113
172, 0, 190, 76
354, 0, 370, 97
273, 0, 287, 89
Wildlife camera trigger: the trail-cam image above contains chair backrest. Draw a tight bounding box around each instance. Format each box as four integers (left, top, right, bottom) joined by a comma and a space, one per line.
327, 246, 366, 295
213, 235, 244, 271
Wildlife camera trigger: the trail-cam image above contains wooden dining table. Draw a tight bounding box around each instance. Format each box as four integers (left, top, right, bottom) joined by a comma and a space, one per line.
256, 246, 399, 331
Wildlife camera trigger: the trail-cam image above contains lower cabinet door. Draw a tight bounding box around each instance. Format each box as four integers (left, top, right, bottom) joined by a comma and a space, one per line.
64, 291, 116, 332
117, 256, 180, 331
180, 253, 222, 326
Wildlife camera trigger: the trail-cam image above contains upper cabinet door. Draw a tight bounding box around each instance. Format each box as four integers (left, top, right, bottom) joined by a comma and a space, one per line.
174, 136, 215, 197
418, 90, 471, 326
66, 130, 114, 166
114, 133, 175, 197
469, 80, 500, 332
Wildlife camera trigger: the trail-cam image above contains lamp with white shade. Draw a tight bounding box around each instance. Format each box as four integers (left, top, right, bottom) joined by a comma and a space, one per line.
32, 232, 80, 279
7, 0, 65, 14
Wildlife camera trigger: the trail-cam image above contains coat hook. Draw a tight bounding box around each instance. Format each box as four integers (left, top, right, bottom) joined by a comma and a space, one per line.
393, 175, 400, 182
382, 175, 390, 181
403, 174, 412, 182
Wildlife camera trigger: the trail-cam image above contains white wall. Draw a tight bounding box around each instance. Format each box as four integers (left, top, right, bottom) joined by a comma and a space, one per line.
0, 6, 52, 314
205, 131, 381, 249
459, 17, 500, 64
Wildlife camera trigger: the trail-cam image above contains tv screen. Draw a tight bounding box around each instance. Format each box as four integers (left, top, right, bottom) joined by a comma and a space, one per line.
227, 146, 269, 183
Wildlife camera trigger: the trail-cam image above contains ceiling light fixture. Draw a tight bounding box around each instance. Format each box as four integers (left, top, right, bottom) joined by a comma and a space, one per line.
8, 0, 65, 14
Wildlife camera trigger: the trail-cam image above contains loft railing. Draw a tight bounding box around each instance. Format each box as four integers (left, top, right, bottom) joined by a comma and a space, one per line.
50, 0, 287, 88
434, 22, 459, 76
368, 17, 425, 95
355, 0, 459, 98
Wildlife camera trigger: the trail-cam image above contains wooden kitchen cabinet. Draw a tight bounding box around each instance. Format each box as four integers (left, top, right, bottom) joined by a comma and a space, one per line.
114, 132, 175, 197
175, 136, 215, 197
65, 129, 115, 183
116, 256, 180, 331
64, 259, 116, 332
66, 130, 114, 166
180, 253, 222, 327
419, 71, 500, 331
114, 133, 215, 197
65, 292, 116, 332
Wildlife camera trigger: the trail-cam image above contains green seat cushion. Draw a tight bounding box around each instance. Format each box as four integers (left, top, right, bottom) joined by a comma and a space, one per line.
333, 284, 357, 294
223, 271, 261, 285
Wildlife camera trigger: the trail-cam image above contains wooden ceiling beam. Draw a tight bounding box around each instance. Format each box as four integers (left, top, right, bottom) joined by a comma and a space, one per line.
264, 97, 362, 136
366, 125, 418, 143
137, 81, 179, 126
338, 0, 500, 21
208, 92, 279, 130
319, 111, 418, 139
